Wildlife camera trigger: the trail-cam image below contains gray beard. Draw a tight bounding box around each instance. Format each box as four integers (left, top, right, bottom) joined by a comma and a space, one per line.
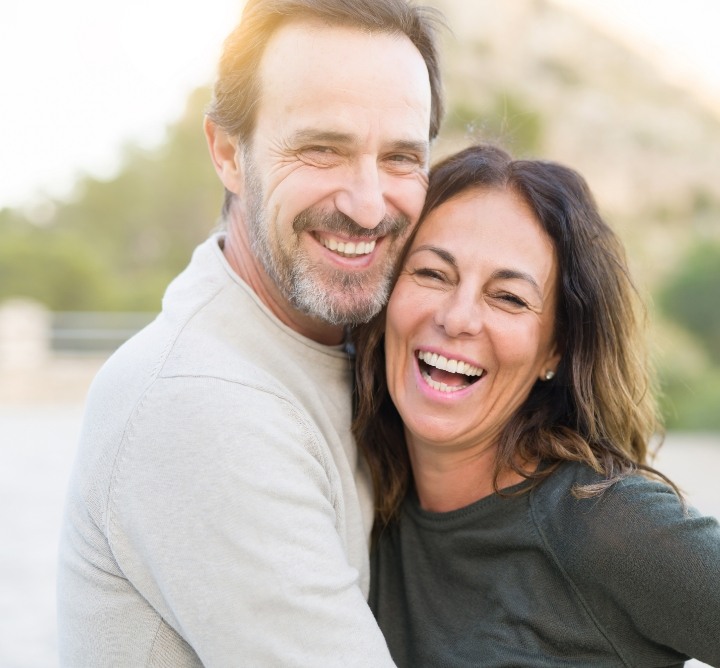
243, 158, 409, 326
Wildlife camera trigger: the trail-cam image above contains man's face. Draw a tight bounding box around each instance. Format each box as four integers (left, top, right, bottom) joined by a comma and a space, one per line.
241, 21, 432, 326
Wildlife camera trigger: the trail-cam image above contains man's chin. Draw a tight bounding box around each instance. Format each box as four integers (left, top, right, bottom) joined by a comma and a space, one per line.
291, 280, 389, 326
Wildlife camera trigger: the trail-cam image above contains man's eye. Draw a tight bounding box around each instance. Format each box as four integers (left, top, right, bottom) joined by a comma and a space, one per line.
300, 146, 337, 160
385, 154, 421, 173
299, 146, 340, 165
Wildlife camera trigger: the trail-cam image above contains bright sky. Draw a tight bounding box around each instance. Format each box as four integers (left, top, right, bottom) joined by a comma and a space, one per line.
553, 0, 720, 97
1, 0, 719, 211
0, 0, 242, 211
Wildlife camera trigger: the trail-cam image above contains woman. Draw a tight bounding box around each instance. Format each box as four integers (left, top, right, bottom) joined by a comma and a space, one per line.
353, 145, 720, 667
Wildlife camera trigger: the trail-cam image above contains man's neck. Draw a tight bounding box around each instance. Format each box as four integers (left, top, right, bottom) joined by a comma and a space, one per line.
221, 220, 345, 347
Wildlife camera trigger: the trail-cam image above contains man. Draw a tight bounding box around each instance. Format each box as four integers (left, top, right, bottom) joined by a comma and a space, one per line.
57, 0, 444, 665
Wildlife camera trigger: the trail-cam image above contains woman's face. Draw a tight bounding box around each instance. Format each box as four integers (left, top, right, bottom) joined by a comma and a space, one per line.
385, 187, 561, 455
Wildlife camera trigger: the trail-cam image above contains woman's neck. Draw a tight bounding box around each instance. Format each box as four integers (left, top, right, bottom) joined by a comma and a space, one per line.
408, 441, 530, 513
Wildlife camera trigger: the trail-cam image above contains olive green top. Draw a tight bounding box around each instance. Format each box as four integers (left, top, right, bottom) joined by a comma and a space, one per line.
371, 461, 720, 667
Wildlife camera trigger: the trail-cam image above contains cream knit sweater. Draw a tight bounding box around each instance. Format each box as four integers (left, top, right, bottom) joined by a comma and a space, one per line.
58, 235, 394, 667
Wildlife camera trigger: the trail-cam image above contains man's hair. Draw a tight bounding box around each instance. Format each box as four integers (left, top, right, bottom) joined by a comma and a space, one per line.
207, 0, 444, 144
353, 144, 669, 528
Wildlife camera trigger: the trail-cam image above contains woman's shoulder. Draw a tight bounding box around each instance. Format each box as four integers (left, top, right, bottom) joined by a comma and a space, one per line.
532, 460, 680, 519
531, 460, 711, 543
530, 460, 720, 583
529, 463, 720, 664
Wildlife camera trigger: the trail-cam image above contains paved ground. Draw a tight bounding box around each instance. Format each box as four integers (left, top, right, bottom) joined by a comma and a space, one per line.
1, 405, 85, 668
1, 401, 717, 667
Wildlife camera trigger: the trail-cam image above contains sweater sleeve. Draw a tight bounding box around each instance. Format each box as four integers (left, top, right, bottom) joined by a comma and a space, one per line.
534, 466, 720, 667
107, 374, 395, 667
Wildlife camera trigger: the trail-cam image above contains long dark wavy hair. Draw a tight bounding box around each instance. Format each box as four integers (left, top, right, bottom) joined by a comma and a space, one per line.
353, 144, 670, 528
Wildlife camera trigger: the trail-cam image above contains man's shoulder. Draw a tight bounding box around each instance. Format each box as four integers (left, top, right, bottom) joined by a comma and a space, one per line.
79, 300, 313, 469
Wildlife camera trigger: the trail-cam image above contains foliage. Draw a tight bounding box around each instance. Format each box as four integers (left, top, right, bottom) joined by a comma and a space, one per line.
444, 93, 544, 156
0, 226, 111, 309
660, 367, 720, 432
658, 242, 720, 365
0, 87, 223, 312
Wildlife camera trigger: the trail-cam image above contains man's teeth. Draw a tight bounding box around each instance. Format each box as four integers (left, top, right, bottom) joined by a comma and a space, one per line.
417, 351, 483, 378
320, 237, 376, 257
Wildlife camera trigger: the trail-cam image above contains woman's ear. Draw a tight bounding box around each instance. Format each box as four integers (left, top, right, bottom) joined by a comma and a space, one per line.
539, 346, 562, 382
204, 117, 244, 195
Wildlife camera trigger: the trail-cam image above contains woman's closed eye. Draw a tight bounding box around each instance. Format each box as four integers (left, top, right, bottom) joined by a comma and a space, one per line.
410, 267, 448, 283
495, 292, 530, 309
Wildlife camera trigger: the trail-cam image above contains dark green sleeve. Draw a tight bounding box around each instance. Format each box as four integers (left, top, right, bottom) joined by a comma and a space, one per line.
532, 467, 720, 666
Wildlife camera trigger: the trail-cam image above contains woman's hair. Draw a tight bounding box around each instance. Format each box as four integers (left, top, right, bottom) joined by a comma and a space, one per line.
353, 144, 668, 527
206, 0, 445, 216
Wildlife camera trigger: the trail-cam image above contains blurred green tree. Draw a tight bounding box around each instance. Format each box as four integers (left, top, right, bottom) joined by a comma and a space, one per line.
0, 87, 223, 312
658, 242, 720, 364
444, 92, 544, 156
660, 368, 720, 431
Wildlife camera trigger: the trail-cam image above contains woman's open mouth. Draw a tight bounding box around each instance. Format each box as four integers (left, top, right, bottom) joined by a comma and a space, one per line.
416, 350, 485, 393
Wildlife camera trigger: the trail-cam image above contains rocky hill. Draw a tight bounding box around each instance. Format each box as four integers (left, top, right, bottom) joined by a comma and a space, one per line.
429, 0, 720, 286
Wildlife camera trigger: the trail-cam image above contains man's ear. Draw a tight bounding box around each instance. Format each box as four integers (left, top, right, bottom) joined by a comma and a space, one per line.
204, 116, 244, 195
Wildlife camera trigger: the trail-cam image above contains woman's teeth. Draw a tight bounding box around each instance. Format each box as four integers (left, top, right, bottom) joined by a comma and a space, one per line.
421, 372, 468, 393
417, 350, 485, 393
417, 350, 483, 377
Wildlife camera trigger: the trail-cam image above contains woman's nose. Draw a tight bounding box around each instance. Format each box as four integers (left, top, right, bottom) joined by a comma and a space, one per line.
433, 290, 484, 338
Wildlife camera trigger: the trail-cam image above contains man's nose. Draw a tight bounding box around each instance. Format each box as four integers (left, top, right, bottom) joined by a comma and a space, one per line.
334, 157, 387, 230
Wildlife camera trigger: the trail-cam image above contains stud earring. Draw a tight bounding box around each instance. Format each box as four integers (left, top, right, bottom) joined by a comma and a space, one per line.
544, 370, 555, 381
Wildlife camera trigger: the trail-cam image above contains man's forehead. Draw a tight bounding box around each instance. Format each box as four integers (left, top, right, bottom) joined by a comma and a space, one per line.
254, 20, 432, 140
261, 19, 387, 57
257, 20, 429, 97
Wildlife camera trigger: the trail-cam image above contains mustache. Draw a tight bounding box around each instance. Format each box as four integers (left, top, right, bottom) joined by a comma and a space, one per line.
292, 208, 411, 239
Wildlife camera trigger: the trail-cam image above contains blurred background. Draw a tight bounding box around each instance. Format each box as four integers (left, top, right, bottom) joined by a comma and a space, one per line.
1, 0, 718, 665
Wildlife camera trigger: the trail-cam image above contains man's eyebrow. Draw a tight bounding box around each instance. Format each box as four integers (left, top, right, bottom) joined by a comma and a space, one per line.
289, 130, 429, 156
290, 129, 355, 145
388, 139, 430, 157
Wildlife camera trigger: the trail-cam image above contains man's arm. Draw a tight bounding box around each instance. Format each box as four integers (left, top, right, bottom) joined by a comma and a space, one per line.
109, 374, 395, 666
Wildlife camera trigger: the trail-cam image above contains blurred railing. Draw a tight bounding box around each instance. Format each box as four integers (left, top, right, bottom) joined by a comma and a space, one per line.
0, 300, 156, 368
50, 311, 157, 353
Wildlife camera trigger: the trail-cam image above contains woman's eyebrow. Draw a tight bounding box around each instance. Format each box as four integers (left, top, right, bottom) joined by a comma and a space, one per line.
491, 268, 542, 299
409, 244, 457, 268
408, 247, 544, 298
